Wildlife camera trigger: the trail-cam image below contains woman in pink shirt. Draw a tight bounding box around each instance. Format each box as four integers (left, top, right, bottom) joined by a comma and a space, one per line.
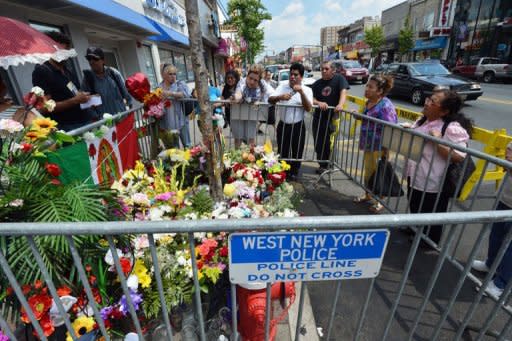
407, 89, 473, 244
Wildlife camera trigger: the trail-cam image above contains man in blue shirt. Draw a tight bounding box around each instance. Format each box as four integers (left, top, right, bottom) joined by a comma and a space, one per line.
81, 47, 132, 120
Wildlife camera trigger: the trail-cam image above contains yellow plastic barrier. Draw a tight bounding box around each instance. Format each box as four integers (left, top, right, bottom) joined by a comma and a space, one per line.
342, 95, 512, 201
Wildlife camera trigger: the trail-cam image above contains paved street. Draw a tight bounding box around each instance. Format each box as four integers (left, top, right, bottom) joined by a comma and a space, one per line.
347, 82, 512, 132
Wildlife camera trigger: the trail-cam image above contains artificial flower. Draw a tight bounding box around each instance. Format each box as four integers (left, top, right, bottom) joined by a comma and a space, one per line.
65, 316, 95, 341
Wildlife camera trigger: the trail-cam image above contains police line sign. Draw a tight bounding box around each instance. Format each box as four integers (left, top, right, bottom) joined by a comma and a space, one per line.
229, 230, 389, 284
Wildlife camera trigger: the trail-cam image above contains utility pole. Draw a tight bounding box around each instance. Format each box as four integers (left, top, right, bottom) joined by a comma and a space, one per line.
185, 0, 223, 201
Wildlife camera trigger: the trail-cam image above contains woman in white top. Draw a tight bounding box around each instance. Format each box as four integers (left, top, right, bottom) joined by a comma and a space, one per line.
232, 64, 274, 147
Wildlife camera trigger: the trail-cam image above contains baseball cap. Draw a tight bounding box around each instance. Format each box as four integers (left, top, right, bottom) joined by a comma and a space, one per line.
85, 47, 104, 60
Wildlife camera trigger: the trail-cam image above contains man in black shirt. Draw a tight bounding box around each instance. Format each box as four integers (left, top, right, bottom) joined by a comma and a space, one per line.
311, 60, 350, 173
32, 31, 91, 131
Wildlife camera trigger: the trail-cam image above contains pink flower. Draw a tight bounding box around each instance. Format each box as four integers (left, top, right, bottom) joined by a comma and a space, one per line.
155, 192, 173, 201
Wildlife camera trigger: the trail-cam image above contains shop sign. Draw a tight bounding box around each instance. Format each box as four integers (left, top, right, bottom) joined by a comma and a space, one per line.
439, 0, 451, 26
215, 38, 229, 57
143, 0, 186, 27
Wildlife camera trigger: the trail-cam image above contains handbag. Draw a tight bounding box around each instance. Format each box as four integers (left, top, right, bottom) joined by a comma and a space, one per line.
442, 157, 476, 198
367, 157, 404, 197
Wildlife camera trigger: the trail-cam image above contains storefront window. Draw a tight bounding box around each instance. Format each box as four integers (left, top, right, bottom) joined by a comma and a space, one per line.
159, 48, 173, 68
173, 52, 187, 81
185, 55, 195, 82
143, 45, 158, 89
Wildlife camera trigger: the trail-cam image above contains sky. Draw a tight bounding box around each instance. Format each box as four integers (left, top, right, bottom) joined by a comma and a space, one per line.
218, 0, 406, 58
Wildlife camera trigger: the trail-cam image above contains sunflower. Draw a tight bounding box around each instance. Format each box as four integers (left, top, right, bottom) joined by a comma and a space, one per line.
31, 117, 57, 131
24, 129, 46, 142
66, 316, 95, 341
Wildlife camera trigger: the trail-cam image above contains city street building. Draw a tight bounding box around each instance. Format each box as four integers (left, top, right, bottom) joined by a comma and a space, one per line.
381, 1, 410, 62
448, 0, 512, 64
321, 25, 345, 48
338, 16, 380, 62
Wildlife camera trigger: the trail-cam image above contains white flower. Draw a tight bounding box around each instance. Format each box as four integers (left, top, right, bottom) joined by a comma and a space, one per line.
177, 255, 187, 266
0, 118, 24, 135
253, 145, 264, 154
127, 274, 139, 290
49, 295, 77, 327
8, 199, 24, 207
184, 212, 198, 220
103, 113, 113, 120
194, 232, 206, 240
99, 125, 110, 135
132, 193, 150, 206
83, 132, 95, 142
149, 207, 164, 221
30, 86, 44, 96
44, 99, 56, 112
104, 248, 123, 266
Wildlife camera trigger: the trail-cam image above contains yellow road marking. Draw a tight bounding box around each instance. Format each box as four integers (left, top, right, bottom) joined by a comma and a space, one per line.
478, 97, 512, 105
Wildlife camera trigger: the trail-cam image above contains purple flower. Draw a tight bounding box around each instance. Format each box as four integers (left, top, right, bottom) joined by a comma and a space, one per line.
100, 305, 114, 320
0, 331, 9, 341
119, 290, 143, 315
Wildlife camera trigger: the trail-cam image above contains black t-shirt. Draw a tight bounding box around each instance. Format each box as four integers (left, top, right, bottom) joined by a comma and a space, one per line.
32, 61, 89, 127
312, 74, 350, 116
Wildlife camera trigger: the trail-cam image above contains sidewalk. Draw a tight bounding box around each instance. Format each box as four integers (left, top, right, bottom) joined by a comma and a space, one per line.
281, 163, 511, 340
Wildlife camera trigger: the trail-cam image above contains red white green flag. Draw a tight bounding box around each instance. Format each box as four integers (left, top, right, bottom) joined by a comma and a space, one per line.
48, 113, 140, 186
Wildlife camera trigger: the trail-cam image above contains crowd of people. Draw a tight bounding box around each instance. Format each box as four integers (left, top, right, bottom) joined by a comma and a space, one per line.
0, 31, 509, 298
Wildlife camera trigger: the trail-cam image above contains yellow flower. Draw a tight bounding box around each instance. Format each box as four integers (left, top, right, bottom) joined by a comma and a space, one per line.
223, 183, 236, 198
31, 117, 57, 131
183, 149, 191, 161
280, 161, 291, 171
24, 130, 46, 141
66, 316, 95, 341
264, 140, 273, 154
176, 190, 186, 204
138, 272, 152, 288
256, 159, 264, 168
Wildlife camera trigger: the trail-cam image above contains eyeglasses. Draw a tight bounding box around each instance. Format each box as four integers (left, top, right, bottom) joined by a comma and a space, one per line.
86, 57, 100, 62
168, 73, 177, 76
425, 97, 441, 106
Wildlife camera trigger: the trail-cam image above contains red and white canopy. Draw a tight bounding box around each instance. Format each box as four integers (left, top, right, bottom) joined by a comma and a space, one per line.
0, 16, 77, 69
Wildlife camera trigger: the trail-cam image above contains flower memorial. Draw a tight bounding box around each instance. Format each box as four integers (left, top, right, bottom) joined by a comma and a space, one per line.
124, 72, 169, 119
1, 88, 301, 340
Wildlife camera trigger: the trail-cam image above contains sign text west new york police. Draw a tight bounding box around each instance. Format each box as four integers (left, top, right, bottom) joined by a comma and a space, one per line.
229, 230, 389, 283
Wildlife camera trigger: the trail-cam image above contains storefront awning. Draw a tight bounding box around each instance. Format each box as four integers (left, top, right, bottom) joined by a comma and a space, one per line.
65, 0, 158, 35
412, 36, 448, 51
6, 0, 159, 36
146, 18, 189, 46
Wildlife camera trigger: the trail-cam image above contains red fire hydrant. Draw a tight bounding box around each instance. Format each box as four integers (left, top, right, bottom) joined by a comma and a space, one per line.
237, 282, 296, 341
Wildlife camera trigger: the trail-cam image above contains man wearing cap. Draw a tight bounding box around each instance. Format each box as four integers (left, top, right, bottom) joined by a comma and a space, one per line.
32, 31, 91, 131
81, 47, 132, 120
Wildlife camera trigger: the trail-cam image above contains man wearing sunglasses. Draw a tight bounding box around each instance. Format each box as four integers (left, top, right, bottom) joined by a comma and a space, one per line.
81, 47, 132, 120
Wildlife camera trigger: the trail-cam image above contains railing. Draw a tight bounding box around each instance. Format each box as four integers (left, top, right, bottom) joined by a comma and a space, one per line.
2, 99, 512, 340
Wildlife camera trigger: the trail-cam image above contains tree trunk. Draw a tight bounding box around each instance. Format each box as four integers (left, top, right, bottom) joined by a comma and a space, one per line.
185, 0, 223, 201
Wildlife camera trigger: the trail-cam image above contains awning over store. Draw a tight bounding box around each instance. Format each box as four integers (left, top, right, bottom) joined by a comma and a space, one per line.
146, 18, 189, 46
412, 36, 448, 51
67, 0, 158, 34
6, 0, 158, 36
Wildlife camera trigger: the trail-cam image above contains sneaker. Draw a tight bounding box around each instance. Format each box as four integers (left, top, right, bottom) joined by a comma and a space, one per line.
483, 281, 504, 298
472, 260, 490, 273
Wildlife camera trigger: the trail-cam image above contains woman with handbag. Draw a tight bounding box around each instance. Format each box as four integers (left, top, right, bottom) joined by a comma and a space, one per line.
353, 74, 398, 213
406, 89, 473, 244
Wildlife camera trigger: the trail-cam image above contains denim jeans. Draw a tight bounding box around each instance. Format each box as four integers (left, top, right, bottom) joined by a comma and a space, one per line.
486, 201, 512, 289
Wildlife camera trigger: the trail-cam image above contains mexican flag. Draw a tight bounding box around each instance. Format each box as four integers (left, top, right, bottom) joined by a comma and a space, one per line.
48, 113, 140, 186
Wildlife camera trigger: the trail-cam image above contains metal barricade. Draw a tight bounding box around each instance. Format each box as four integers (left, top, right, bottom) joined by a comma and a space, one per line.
3, 100, 512, 341
1, 212, 512, 341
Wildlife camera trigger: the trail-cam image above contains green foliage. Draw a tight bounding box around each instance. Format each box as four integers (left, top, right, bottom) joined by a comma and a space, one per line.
364, 26, 385, 57
226, 0, 272, 64
399, 18, 415, 58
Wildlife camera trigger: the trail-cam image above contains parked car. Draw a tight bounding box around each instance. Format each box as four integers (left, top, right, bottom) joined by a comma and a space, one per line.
384, 62, 483, 105
271, 69, 316, 88
331, 59, 369, 84
452, 57, 512, 83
